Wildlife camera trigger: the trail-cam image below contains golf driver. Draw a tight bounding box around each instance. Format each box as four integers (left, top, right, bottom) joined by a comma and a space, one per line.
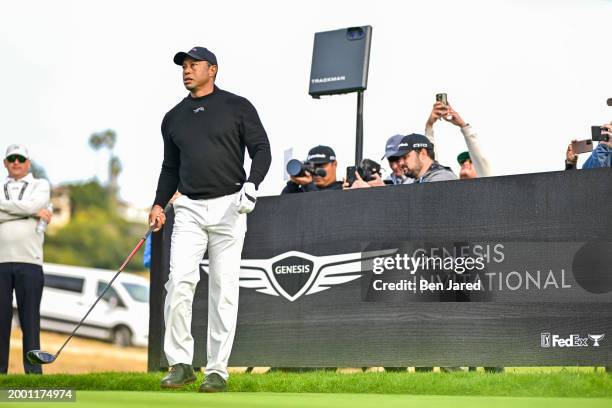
27, 203, 171, 365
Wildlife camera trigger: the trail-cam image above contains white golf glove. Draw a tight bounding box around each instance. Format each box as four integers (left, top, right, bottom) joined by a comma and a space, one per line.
236, 182, 257, 214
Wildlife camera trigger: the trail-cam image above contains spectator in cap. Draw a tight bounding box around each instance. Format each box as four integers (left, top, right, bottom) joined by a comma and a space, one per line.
425, 101, 492, 177
457, 151, 478, 179
0, 144, 51, 375
381, 134, 413, 185
396, 134, 457, 182
281, 145, 343, 194
345, 135, 413, 190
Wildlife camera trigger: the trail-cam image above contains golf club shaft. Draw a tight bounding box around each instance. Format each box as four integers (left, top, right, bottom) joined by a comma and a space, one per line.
53, 203, 171, 359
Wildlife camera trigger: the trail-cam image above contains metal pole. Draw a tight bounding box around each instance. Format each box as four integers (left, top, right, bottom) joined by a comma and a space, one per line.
355, 91, 364, 166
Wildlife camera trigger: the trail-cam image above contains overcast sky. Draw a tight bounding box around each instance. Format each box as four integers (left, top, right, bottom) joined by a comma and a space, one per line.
1, 0, 611, 210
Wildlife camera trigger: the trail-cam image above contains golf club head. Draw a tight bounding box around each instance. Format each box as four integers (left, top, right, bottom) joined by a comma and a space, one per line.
26, 350, 56, 365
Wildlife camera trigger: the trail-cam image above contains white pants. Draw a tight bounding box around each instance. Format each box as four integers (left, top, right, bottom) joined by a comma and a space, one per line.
163, 192, 246, 380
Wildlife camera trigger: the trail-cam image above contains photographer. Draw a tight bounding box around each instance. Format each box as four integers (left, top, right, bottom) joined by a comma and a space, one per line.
425, 101, 492, 178
281, 146, 343, 194
346, 135, 413, 190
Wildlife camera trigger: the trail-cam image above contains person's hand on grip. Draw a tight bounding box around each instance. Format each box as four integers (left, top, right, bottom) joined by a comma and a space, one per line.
350, 171, 371, 189
149, 205, 166, 232
367, 172, 386, 187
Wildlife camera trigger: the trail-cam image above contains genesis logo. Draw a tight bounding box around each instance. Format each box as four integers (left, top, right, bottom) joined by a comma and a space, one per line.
201, 249, 394, 302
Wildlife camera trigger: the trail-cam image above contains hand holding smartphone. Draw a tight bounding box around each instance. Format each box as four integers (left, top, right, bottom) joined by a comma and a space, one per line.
571, 139, 593, 155
435, 93, 452, 120
591, 125, 610, 142
435, 93, 448, 106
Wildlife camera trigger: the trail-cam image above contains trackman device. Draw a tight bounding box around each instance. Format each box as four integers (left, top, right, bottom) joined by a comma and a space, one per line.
308, 26, 372, 98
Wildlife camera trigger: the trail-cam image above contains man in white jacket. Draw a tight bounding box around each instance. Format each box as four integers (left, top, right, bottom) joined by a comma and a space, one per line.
425, 101, 492, 178
0, 145, 51, 374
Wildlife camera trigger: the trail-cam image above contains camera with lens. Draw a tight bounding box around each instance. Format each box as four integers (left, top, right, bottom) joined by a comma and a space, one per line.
286, 159, 327, 178
346, 158, 382, 186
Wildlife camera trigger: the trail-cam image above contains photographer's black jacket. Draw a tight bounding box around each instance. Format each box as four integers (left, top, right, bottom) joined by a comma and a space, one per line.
281, 181, 343, 194
154, 86, 271, 207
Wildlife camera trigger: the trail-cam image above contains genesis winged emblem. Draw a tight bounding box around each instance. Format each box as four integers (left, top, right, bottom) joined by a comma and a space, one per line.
200, 249, 396, 302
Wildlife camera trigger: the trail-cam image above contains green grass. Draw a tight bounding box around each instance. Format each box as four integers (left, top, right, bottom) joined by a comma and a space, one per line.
1, 371, 611, 398
3, 391, 612, 408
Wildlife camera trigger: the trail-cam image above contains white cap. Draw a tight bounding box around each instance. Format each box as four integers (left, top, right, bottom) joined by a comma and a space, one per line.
5, 144, 29, 159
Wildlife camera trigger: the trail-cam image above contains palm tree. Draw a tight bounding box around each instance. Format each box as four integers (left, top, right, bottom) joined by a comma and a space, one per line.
89, 129, 121, 199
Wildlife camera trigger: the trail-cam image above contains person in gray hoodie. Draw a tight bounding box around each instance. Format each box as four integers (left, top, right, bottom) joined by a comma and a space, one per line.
395, 134, 457, 183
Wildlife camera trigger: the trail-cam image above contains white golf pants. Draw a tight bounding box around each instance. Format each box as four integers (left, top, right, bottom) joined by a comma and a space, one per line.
163, 192, 246, 380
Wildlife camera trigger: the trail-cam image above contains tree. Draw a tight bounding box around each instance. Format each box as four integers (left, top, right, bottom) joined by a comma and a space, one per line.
89, 129, 122, 199
68, 180, 111, 215
44, 179, 145, 272
30, 160, 48, 181
44, 209, 145, 272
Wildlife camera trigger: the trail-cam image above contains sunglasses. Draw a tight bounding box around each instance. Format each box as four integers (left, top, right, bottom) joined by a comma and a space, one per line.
6, 155, 27, 163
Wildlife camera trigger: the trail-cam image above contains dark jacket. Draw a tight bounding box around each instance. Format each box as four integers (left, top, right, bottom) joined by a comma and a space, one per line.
281, 180, 343, 194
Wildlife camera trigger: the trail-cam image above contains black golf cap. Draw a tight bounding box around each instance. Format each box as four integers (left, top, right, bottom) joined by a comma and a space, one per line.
396, 133, 433, 156
174, 46, 217, 66
306, 145, 336, 164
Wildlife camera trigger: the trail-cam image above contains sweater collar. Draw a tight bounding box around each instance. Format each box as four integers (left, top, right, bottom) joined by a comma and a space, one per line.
187, 85, 219, 102
5, 173, 34, 183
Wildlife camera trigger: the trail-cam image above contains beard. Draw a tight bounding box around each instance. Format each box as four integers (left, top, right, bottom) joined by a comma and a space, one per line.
403, 164, 420, 179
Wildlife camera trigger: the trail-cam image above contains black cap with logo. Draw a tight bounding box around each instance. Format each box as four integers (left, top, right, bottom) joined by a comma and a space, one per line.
174, 46, 218, 66
395, 134, 433, 156
306, 145, 336, 164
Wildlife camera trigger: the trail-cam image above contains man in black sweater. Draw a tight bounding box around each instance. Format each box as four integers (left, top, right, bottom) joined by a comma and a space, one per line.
149, 46, 271, 393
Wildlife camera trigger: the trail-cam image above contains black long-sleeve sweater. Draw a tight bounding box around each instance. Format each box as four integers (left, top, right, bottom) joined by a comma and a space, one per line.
153, 86, 271, 207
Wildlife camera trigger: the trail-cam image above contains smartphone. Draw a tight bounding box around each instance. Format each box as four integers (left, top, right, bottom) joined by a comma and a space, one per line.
572, 139, 593, 154
346, 166, 357, 187
436, 93, 448, 106
591, 125, 609, 142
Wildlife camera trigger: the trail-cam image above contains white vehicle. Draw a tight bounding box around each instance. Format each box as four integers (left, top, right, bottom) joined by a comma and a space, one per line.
13, 263, 149, 347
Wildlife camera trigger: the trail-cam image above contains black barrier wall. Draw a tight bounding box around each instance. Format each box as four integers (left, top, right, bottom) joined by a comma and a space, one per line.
148, 168, 612, 370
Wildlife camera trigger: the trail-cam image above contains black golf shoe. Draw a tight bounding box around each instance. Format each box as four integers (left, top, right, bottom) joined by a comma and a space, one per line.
160, 363, 196, 388
198, 373, 227, 393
